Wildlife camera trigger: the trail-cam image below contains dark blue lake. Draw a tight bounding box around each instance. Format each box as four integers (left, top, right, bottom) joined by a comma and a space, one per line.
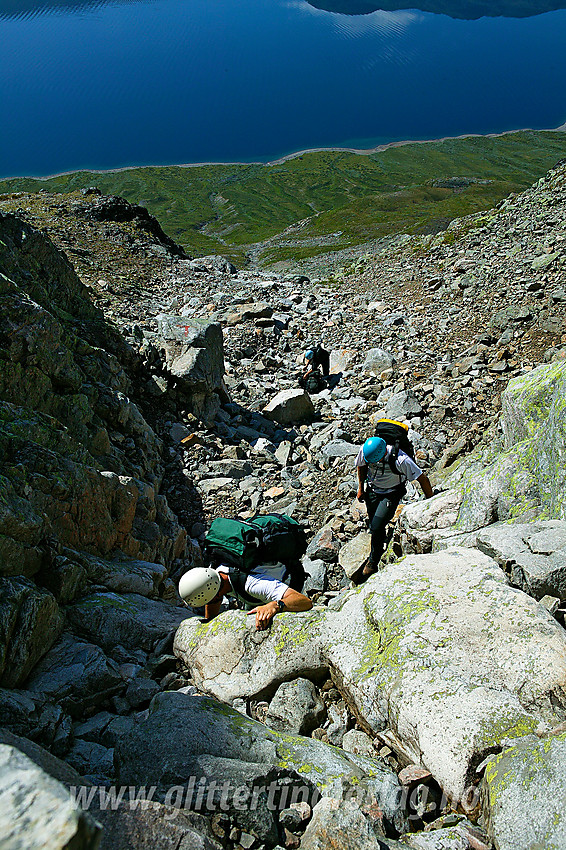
1, 0, 566, 178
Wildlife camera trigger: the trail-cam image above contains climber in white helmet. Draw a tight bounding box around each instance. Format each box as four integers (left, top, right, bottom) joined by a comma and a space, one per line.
178, 565, 312, 631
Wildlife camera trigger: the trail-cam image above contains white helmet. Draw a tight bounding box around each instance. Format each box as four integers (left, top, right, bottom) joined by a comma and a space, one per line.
179, 567, 221, 607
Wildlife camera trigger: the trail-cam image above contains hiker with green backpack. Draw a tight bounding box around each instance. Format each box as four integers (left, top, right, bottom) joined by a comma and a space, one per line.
354, 420, 433, 584
178, 514, 313, 630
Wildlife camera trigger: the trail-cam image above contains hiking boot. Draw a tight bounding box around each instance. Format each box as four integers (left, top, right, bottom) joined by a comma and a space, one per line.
351, 558, 378, 586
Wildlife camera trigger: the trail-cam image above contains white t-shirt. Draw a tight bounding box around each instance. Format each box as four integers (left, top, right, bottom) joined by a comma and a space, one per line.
356, 446, 423, 494
218, 563, 289, 605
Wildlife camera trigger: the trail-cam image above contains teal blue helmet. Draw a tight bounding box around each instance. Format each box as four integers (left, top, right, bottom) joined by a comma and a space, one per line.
362, 437, 387, 463
305, 349, 315, 361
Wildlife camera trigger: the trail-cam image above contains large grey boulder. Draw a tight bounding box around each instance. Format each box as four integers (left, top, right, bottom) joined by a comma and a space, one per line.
481, 730, 566, 850
24, 633, 123, 716
156, 317, 224, 420
0, 742, 100, 849
174, 608, 327, 703
115, 690, 406, 836
66, 591, 190, 653
263, 389, 315, 424
175, 548, 566, 806
398, 490, 464, 553
476, 519, 566, 600
323, 548, 566, 805
0, 577, 63, 688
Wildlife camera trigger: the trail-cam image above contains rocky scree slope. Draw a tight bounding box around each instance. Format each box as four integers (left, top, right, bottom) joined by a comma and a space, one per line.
0, 165, 565, 849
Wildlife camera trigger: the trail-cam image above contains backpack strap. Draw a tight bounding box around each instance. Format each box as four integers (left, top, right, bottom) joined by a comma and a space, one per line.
228, 565, 259, 607
383, 442, 407, 484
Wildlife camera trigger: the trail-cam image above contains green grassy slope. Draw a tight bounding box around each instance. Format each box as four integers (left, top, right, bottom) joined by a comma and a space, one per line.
1, 131, 565, 267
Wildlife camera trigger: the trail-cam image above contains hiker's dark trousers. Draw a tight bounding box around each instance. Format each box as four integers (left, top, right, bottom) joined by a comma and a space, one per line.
366, 487, 404, 568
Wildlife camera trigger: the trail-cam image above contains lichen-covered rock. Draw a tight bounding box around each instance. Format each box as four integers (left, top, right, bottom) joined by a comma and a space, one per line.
476, 519, 566, 599
481, 730, 566, 850
175, 548, 566, 806
0, 577, 63, 688
0, 742, 101, 849
174, 608, 327, 703
402, 363, 566, 551
115, 690, 406, 835
66, 591, 189, 653
322, 548, 566, 804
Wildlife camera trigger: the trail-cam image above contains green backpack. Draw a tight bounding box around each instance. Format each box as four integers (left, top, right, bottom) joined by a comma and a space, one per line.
204, 514, 308, 599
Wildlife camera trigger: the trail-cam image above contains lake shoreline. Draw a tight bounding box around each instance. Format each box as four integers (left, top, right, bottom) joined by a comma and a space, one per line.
6, 124, 566, 183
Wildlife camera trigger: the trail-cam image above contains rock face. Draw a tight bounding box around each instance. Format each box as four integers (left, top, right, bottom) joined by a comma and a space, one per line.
0, 211, 196, 781
476, 520, 566, 600
175, 548, 566, 805
501, 361, 566, 520
0, 578, 63, 688
0, 211, 185, 574
115, 690, 407, 836
481, 730, 566, 850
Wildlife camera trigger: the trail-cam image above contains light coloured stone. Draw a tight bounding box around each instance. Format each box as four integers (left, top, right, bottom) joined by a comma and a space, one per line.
0, 743, 100, 849
363, 348, 394, 376
338, 532, 372, 578
263, 389, 315, 425
399, 490, 463, 553
476, 520, 566, 600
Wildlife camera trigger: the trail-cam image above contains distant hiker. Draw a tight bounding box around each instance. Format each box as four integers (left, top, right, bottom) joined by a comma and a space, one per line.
178, 513, 312, 630
298, 343, 330, 393
179, 564, 313, 631
355, 422, 433, 583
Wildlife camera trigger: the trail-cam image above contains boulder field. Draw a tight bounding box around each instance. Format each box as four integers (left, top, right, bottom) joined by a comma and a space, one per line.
0, 164, 566, 849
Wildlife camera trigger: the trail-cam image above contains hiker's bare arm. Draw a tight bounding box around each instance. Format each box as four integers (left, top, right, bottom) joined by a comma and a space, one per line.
250, 589, 313, 631
357, 465, 367, 501
281, 588, 313, 611
417, 473, 434, 499
204, 600, 222, 621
